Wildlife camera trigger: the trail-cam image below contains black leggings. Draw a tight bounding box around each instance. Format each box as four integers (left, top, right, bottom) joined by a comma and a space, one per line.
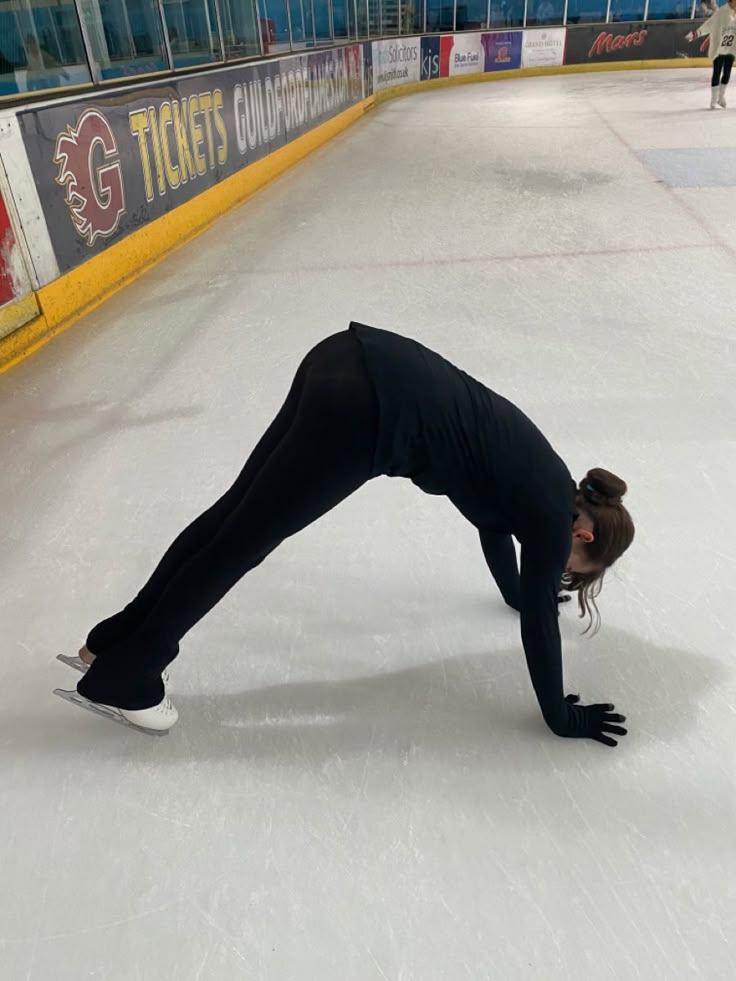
712, 55, 734, 87
78, 330, 379, 710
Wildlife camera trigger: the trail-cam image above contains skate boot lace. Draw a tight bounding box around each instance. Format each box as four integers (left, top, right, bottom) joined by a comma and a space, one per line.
156, 696, 175, 715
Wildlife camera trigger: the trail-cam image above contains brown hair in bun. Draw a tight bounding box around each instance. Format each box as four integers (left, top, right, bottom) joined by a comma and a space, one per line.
580, 469, 627, 509
562, 468, 635, 632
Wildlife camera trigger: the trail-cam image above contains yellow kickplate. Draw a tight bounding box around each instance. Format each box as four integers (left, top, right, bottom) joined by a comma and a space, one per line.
0, 293, 40, 342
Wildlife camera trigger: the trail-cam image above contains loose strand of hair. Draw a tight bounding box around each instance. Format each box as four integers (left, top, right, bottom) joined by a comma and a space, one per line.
577, 578, 602, 636
562, 570, 604, 635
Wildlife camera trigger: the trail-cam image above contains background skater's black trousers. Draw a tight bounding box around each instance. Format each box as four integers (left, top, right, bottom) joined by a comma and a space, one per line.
712, 54, 734, 87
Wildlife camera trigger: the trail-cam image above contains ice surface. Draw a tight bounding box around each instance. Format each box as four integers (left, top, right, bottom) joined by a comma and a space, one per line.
1, 69, 734, 980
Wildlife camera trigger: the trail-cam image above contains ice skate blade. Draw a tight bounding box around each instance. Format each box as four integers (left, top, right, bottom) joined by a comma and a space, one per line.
53, 688, 169, 737
56, 653, 87, 674
56, 653, 172, 690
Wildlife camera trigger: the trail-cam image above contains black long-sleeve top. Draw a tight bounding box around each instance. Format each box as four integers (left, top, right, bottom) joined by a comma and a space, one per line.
350, 323, 577, 734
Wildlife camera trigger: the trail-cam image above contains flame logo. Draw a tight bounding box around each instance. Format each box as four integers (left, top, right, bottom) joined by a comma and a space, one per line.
54, 109, 126, 246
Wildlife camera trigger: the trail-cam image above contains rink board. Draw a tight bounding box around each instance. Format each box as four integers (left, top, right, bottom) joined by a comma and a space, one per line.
0, 24, 709, 374
0, 166, 39, 340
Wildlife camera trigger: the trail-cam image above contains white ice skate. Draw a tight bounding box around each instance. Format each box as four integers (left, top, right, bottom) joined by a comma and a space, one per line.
53, 687, 178, 735
56, 648, 171, 690
710, 88, 721, 109
718, 85, 728, 108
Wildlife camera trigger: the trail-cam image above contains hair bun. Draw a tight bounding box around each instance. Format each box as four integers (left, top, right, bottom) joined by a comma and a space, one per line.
579, 468, 627, 508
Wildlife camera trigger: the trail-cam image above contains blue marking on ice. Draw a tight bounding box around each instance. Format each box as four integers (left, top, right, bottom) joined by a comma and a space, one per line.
639, 148, 736, 188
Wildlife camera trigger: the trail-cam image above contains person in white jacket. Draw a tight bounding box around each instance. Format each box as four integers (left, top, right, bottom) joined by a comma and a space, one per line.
687, 0, 736, 109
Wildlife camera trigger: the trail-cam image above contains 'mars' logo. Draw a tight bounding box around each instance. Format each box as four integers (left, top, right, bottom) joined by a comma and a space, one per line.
54, 108, 126, 246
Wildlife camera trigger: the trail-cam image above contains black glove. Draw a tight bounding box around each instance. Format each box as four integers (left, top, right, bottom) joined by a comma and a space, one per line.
555, 693, 627, 747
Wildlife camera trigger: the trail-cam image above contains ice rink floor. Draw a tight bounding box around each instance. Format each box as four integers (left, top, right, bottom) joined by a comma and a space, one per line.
1, 69, 735, 980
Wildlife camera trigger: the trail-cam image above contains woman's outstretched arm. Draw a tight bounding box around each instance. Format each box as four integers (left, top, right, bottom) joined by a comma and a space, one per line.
519, 537, 627, 747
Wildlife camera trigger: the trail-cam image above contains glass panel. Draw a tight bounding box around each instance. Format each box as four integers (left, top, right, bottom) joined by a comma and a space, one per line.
314, 0, 332, 38
356, 0, 367, 34
456, 0, 488, 28
288, 0, 307, 45
646, 0, 692, 18
162, 0, 221, 67
302, 0, 315, 43
348, 0, 360, 36
260, 0, 291, 49
565, 0, 607, 22
401, 0, 423, 31
489, 0, 524, 25
526, 0, 565, 24
425, 0, 454, 29
609, 0, 645, 18
0, 0, 91, 96
381, 0, 400, 32
333, 0, 349, 36
79, 0, 167, 80
368, 0, 379, 32
219, 0, 260, 58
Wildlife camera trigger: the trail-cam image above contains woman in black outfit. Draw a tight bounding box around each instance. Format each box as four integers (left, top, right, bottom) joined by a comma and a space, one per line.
56, 324, 634, 742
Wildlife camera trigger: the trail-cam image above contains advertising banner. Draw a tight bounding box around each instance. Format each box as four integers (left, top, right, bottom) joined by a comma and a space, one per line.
521, 28, 567, 68
564, 21, 705, 65
362, 42, 374, 96
440, 33, 485, 76
0, 188, 33, 311
481, 32, 523, 72
372, 38, 421, 91
19, 45, 366, 274
0, 191, 20, 308
421, 36, 441, 81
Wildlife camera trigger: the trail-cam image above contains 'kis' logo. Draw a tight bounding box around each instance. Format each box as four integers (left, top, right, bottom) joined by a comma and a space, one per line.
54, 108, 126, 246
422, 51, 439, 79
421, 37, 440, 80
